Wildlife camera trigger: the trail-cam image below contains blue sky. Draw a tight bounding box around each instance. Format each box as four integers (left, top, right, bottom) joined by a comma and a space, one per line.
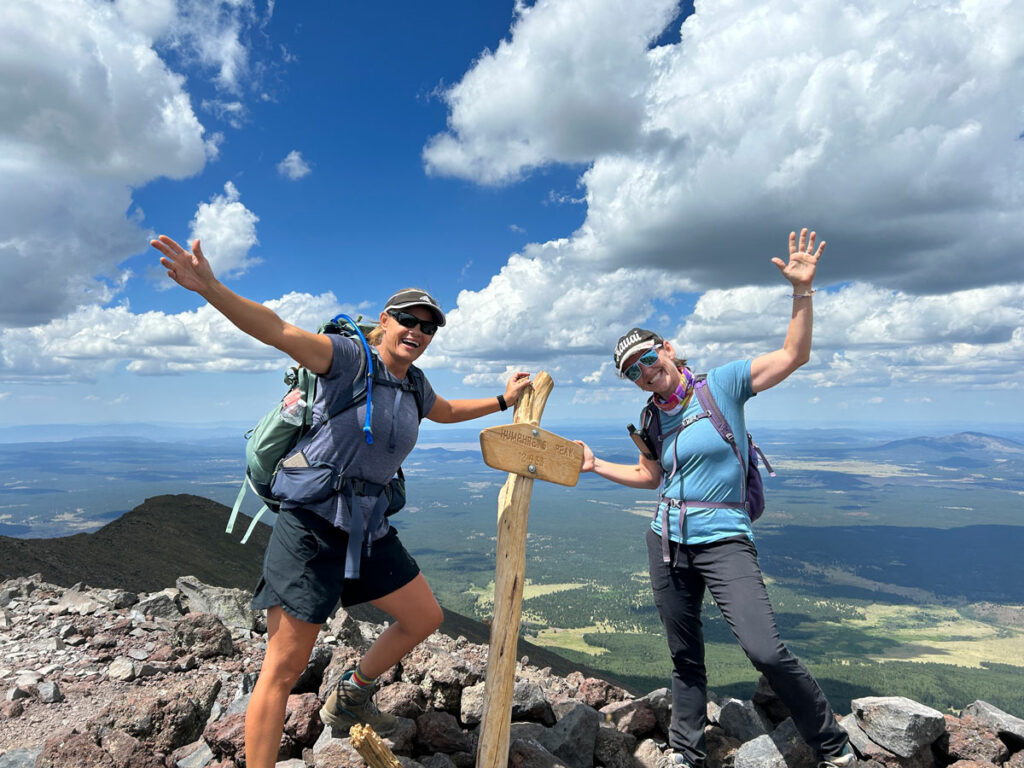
2, 0, 1022, 432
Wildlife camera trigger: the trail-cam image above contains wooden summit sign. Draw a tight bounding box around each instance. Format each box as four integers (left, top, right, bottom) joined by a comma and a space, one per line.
479, 423, 583, 487
475, 372, 583, 768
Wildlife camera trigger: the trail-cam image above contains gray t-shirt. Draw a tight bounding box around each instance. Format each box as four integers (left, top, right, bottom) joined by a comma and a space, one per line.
275, 334, 436, 539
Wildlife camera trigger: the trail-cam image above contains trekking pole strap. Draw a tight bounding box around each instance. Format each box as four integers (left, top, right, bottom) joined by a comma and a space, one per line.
240, 505, 270, 544
228, 480, 247, 534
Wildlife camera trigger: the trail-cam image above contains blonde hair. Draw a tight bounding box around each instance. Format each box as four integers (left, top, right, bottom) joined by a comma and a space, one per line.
367, 323, 385, 346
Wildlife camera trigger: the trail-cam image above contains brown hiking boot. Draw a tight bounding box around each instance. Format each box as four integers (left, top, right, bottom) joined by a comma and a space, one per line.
319, 670, 397, 736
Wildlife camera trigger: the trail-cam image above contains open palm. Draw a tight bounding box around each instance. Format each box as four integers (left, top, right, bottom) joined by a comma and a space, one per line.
150, 235, 216, 294
771, 228, 824, 289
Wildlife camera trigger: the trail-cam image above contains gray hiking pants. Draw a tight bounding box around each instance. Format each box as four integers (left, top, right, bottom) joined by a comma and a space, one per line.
646, 529, 847, 767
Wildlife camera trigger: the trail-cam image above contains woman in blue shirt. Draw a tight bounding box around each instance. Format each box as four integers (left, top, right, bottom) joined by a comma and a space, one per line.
576, 229, 853, 768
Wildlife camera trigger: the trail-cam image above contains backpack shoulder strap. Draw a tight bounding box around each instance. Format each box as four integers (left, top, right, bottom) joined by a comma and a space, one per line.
693, 375, 736, 446
404, 364, 428, 421
322, 348, 370, 422
693, 374, 748, 494
363, 359, 428, 421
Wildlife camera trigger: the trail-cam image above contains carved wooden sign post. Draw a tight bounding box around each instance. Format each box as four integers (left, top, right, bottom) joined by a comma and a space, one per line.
475, 371, 584, 768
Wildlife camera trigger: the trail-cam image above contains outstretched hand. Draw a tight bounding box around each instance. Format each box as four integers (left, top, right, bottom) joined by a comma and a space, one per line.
503, 372, 533, 407
574, 440, 595, 472
771, 228, 824, 291
150, 235, 216, 294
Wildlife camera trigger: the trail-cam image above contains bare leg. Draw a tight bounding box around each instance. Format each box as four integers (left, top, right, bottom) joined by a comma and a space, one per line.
245, 607, 321, 768
358, 573, 443, 678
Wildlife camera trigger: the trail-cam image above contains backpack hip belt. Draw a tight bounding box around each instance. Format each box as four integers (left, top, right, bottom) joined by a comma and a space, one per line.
336, 476, 391, 580
659, 498, 751, 565
271, 459, 394, 579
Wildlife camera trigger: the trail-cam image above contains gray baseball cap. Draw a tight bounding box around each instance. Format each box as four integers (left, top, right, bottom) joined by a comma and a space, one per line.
384, 288, 446, 326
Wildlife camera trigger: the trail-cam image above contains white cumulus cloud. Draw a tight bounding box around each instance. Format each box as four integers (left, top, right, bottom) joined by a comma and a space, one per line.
0, 292, 354, 383
0, 0, 261, 329
277, 150, 312, 180
188, 182, 261, 278
426, 0, 1024, 386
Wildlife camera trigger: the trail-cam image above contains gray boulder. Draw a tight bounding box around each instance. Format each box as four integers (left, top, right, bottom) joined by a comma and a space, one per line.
594, 724, 638, 768
176, 575, 261, 631
136, 588, 185, 620
416, 710, 473, 753
642, 687, 672, 735
963, 700, 1024, 746
36, 680, 64, 703
718, 697, 770, 742
460, 681, 486, 724
852, 695, 946, 758
601, 696, 658, 738
54, 583, 105, 615
735, 734, 788, 768
512, 680, 556, 725
508, 737, 569, 767
108, 656, 138, 682
171, 612, 234, 659
769, 717, 816, 768
0, 748, 42, 768
537, 700, 601, 768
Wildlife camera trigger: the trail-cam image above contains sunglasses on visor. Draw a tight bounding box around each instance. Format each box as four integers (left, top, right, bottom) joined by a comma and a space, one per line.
387, 309, 439, 336
622, 346, 661, 381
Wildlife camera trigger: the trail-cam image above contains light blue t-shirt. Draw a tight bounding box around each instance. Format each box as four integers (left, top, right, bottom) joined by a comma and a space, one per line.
650, 359, 754, 546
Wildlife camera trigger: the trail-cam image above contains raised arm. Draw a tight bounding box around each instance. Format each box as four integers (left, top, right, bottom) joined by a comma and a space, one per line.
750, 228, 824, 394
574, 440, 662, 490
426, 372, 533, 423
151, 236, 334, 374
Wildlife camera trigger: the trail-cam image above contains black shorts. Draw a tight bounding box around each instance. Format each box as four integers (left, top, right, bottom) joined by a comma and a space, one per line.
251, 506, 420, 624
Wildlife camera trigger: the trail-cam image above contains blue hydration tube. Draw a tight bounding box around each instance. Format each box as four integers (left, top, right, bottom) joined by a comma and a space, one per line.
334, 314, 375, 445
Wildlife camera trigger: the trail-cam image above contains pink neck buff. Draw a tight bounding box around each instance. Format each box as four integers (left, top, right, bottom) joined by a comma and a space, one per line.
652, 367, 695, 415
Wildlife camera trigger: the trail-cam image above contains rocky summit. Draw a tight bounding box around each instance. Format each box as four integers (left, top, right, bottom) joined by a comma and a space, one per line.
3, 575, 1024, 768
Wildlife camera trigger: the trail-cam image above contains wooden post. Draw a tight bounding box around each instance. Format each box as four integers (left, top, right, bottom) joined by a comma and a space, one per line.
476, 371, 554, 768
349, 724, 403, 768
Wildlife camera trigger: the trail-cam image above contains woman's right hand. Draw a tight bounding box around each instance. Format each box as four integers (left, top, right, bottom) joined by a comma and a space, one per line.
151, 236, 216, 295
574, 440, 596, 472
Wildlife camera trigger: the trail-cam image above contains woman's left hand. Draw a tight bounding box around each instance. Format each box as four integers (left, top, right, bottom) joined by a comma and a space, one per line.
771, 228, 824, 291
503, 372, 533, 406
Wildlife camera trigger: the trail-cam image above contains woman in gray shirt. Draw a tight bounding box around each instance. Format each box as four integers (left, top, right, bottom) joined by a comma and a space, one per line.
152, 235, 532, 768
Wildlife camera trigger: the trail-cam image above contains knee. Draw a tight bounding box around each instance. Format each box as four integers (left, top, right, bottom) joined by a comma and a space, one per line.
745, 642, 791, 673
415, 600, 443, 639
258, 654, 308, 691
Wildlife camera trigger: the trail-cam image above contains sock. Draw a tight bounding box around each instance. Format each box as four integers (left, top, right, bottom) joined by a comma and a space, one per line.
350, 665, 376, 689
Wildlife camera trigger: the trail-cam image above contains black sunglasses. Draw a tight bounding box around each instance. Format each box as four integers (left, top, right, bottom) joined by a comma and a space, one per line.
387, 309, 439, 336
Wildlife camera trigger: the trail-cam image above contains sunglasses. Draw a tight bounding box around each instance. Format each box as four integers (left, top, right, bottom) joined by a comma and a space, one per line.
387, 309, 439, 336
622, 346, 661, 381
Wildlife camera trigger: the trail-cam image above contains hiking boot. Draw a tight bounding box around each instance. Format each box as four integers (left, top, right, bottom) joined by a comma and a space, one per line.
656, 750, 695, 768
818, 744, 856, 767
319, 670, 397, 736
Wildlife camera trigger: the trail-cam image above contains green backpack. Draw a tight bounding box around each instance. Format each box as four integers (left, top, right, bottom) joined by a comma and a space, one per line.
226, 314, 426, 542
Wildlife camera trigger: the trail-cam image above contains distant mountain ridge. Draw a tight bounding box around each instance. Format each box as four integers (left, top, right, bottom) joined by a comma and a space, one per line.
0, 493, 626, 689
875, 431, 1024, 455
0, 494, 270, 593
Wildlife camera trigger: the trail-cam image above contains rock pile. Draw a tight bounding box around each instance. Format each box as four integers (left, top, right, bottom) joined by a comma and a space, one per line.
2, 574, 1024, 767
